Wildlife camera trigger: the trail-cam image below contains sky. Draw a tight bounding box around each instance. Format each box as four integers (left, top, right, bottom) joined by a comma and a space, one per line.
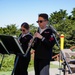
0, 0, 75, 28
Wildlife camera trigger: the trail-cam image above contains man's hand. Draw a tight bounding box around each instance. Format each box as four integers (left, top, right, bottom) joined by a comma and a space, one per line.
34, 32, 43, 39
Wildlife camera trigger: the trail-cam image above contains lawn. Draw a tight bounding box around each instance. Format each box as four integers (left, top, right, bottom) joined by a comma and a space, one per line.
0, 54, 59, 75
0, 63, 59, 75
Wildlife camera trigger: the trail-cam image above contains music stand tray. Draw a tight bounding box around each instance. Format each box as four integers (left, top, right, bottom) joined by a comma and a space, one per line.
0, 34, 25, 55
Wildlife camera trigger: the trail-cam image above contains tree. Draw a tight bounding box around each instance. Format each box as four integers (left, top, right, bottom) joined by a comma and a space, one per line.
49, 9, 75, 54
29, 24, 38, 35
0, 27, 4, 34
0, 24, 20, 37
49, 9, 67, 25
71, 8, 75, 19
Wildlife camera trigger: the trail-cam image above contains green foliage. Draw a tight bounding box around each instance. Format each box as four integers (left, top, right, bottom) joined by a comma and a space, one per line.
49, 9, 67, 24
0, 54, 34, 71
49, 8, 75, 54
29, 24, 38, 35
0, 24, 37, 37
0, 24, 20, 37
0, 54, 15, 71
71, 55, 75, 59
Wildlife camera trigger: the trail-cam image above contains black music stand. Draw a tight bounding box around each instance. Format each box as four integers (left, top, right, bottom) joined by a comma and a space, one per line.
0, 35, 25, 75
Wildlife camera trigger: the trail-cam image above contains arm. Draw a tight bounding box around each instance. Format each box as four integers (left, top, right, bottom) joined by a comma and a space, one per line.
34, 32, 56, 48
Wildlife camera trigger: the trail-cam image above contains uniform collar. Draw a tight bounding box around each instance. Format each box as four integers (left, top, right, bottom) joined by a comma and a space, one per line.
22, 32, 30, 37
38, 26, 49, 34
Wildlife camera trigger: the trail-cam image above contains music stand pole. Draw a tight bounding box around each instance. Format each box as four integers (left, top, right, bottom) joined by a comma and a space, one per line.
11, 55, 19, 75
0, 54, 4, 69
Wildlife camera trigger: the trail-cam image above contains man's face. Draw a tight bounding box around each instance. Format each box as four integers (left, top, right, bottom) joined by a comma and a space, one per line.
37, 17, 48, 29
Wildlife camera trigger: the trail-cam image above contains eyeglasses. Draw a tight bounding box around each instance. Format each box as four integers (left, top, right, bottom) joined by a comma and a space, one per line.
36, 20, 46, 23
20, 29, 25, 32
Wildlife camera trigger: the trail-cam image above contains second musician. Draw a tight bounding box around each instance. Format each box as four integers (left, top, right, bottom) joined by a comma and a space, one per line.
14, 22, 32, 75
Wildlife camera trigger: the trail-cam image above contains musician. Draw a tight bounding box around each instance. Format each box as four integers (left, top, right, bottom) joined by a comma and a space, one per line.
32, 13, 56, 75
14, 22, 32, 75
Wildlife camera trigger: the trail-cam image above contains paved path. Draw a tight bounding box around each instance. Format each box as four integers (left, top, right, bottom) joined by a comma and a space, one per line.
28, 69, 75, 75
28, 68, 63, 75
28, 61, 62, 75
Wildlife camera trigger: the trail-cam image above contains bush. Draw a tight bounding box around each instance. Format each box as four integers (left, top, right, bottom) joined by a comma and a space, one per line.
0, 54, 34, 71
0, 54, 15, 71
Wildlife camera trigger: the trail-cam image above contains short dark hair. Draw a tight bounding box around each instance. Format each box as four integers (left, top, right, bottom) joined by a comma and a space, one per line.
38, 13, 48, 21
21, 22, 29, 30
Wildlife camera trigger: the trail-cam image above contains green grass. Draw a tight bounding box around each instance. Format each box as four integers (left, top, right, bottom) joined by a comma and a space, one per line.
0, 54, 59, 75
0, 71, 11, 75
0, 63, 59, 75
50, 63, 59, 68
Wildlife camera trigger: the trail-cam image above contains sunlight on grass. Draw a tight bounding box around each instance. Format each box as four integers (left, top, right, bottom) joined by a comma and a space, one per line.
0, 71, 11, 75
0, 63, 59, 75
